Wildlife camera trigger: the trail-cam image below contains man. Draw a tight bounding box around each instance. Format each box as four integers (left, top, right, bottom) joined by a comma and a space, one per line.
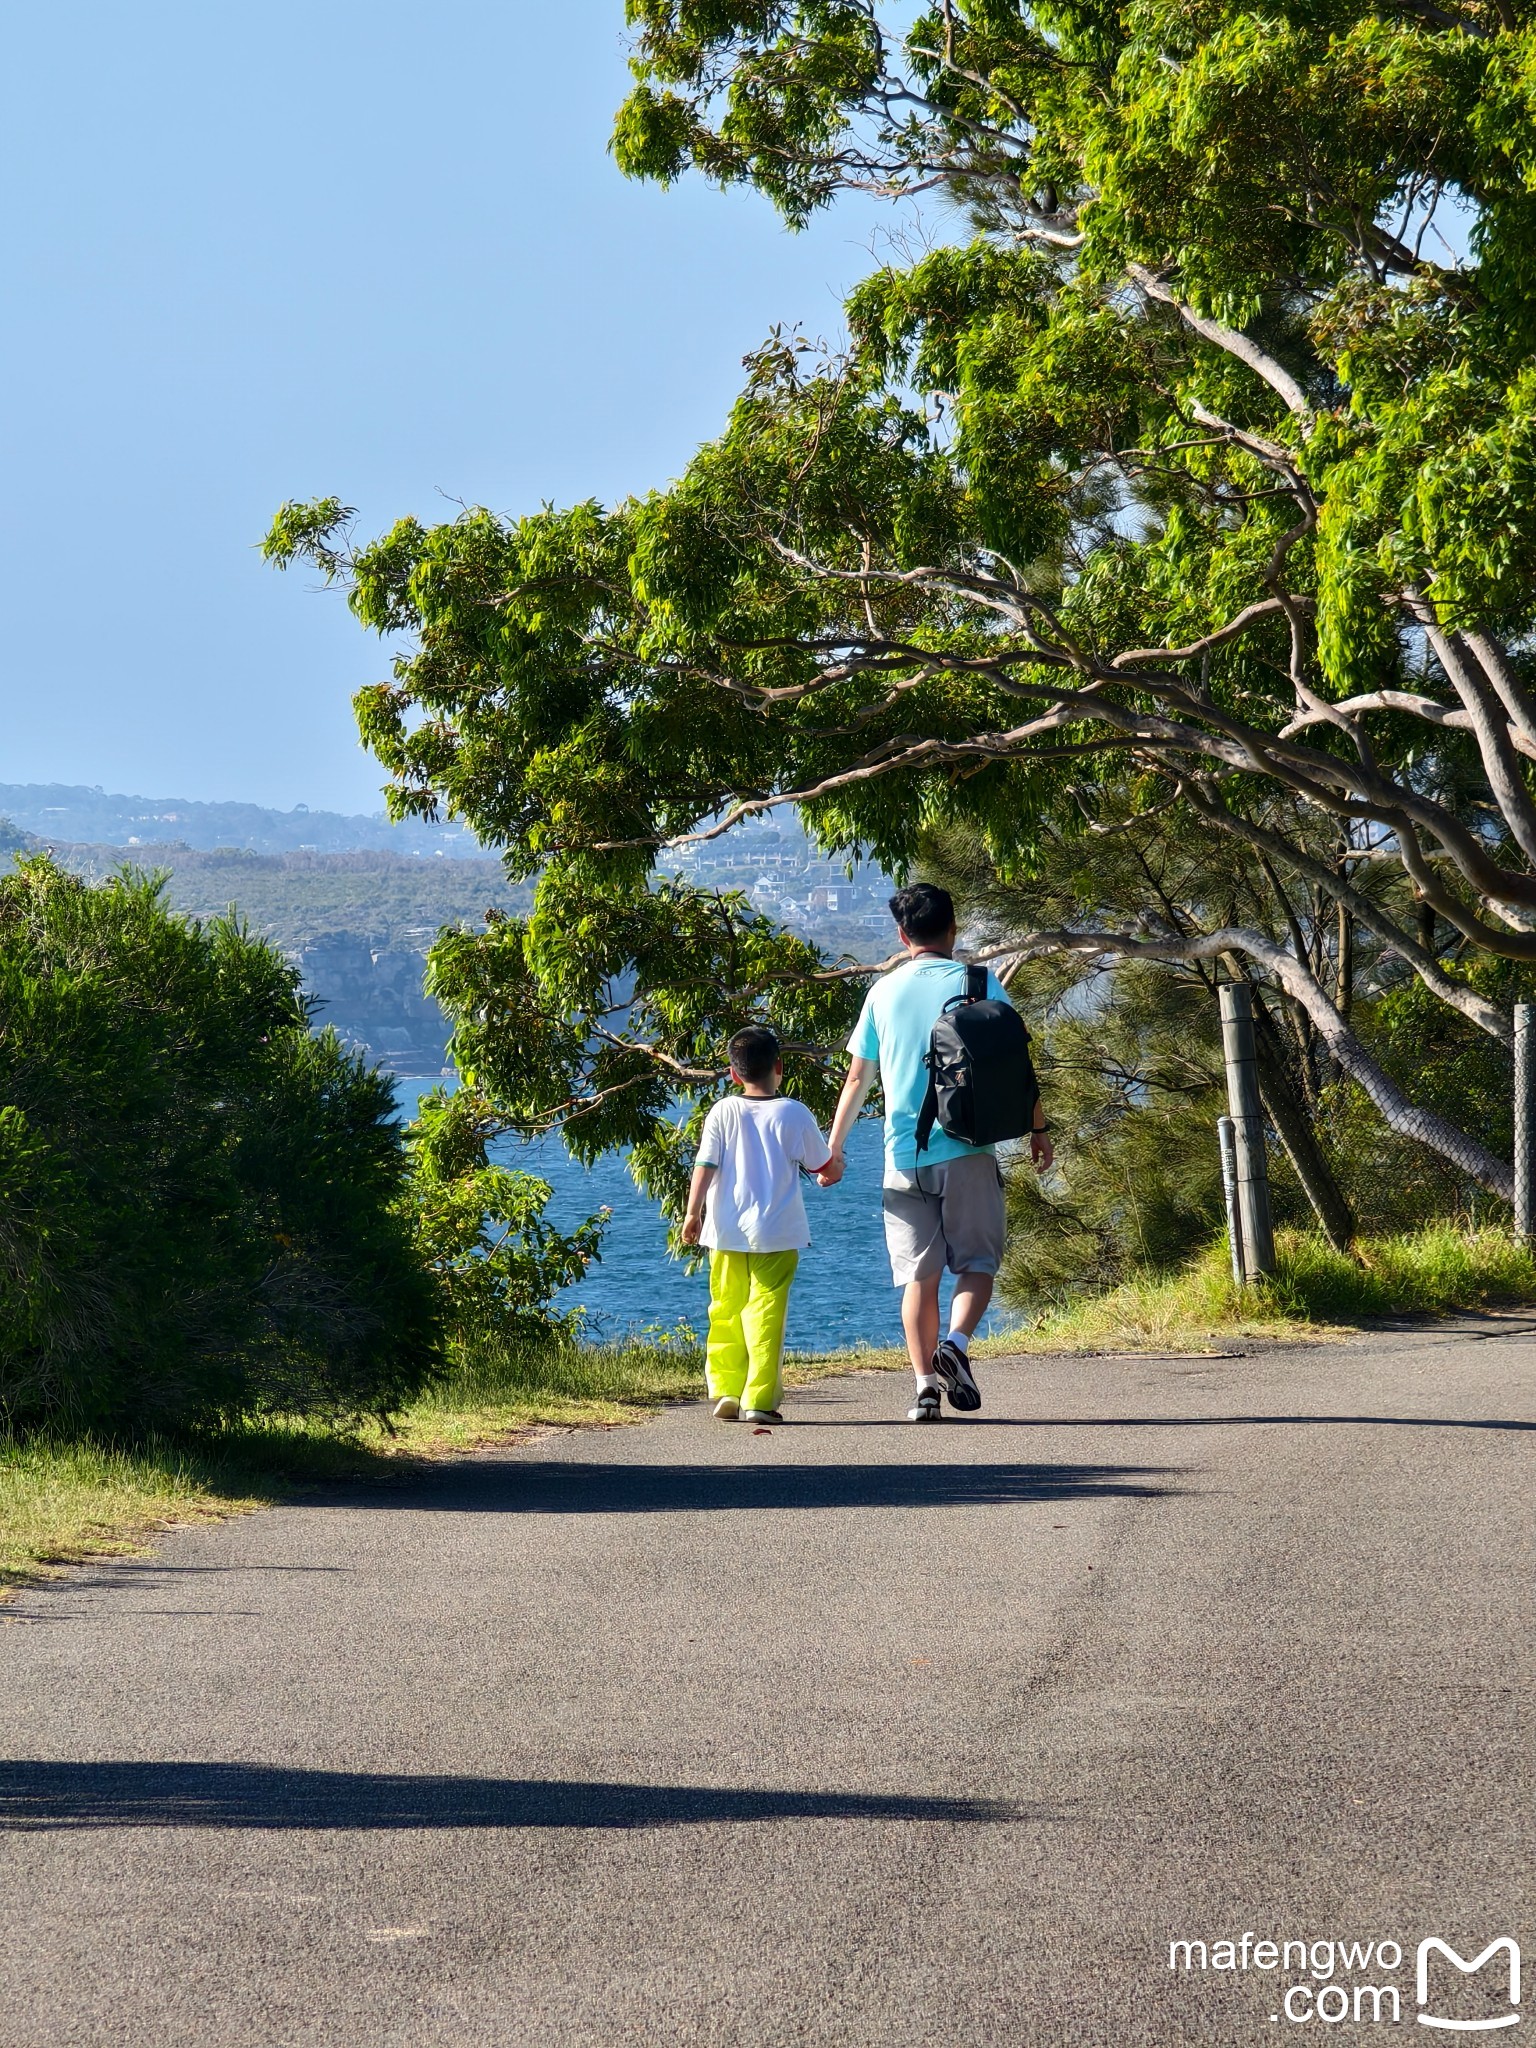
825, 883, 1053, 1421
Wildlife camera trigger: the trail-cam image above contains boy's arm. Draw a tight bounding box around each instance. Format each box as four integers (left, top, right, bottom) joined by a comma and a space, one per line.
681, 1161, 716, 1245
826, 1056, 878, 1165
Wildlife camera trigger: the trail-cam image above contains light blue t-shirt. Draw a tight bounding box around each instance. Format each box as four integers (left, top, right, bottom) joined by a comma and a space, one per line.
848, 955, 1012, 1171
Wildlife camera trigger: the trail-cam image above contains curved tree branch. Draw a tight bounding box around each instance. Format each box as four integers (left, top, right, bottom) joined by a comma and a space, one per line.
1012, 924, 1512, 1198
1401, 591, 1536, 866
1183, 784, 1513, 1039
1280, 688, 1536, 762
1130, 267, 1313, 420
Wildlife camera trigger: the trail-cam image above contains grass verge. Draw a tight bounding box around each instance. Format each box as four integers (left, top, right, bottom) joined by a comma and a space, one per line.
996, 1223, 1536, 1354
0, 1336, 704, 1594
0, 1421, 408, 1593
0, 1327, 908, 1594
0, 1434, 260, 1591
7, 1223, 1533, 1593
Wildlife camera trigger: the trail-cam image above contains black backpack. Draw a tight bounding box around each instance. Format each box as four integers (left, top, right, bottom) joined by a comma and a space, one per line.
915, 964, 1039, 1154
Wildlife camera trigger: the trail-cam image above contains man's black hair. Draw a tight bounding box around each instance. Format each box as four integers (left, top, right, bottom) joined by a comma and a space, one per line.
888, 882, 956, 944
728, 1025, 781, 1084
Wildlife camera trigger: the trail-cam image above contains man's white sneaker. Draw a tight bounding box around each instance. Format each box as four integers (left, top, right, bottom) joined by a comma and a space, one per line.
932, 1338, 981, 1412
712, 1396, 740, 1421
741, 1408, 783, 1424
908, 1386, 943, 1422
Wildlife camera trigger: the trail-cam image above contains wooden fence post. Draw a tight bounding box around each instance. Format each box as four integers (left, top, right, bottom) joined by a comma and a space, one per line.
1219, 984, 1276, 1277
1217, 1114, 1245, 1287
1516, 1003, 1535, 1241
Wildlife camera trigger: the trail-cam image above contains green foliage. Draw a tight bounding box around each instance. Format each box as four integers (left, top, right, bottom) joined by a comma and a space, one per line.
421, 877, 861, 1227
997, 959, 1233, 1298
1360, 953, 1530, 1168
1317, 954, 1533, 1230
0, 858, 441, 1431
1271, 1223, 1536, 1319
268, 0, 1536, 1211
402, 1086, 608, 1344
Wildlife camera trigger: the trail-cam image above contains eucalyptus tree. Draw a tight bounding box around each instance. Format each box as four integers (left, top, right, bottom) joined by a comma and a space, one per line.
268, 0, 1536, 1203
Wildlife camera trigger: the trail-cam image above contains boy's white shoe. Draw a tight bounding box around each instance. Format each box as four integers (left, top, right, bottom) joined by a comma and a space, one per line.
741, 1408, 783, 1424
712, 1396, 740, 1421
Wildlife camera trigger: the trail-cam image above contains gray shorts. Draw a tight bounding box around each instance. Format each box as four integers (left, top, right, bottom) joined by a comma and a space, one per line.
881, 1152, 1007, 1287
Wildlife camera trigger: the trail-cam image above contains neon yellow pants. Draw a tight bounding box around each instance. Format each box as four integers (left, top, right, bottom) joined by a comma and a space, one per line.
706, 1249, 799, 1414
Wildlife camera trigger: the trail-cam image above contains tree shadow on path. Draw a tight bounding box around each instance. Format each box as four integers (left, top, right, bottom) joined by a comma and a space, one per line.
0, 1761, 1028, 1833
807, 1414, 1536, 1433
366, 1461, 1183, 1515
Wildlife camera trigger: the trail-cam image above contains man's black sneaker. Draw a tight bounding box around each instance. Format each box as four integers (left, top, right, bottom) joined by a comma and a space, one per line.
933, 1338, 982, 1411
907, 1386, 943, 1423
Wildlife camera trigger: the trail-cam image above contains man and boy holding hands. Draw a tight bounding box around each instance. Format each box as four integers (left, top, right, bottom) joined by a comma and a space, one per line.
682, 882, 1054, 1424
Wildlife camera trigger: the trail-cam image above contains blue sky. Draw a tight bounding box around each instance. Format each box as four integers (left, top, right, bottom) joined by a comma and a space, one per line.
0, 4, 907, 812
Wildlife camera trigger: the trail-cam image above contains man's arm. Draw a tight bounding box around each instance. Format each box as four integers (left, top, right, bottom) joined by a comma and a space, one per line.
826, 1056, 878, 1164
681, 1161, 716, 1245
993, 969, 1054, 1172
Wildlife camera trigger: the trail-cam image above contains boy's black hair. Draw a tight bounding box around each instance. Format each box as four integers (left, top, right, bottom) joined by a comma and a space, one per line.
728, 1025, 781, 1084
888, 882, 956, 943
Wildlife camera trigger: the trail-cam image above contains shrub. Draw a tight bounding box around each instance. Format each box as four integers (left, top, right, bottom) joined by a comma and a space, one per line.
401, 1085, 607, 1349
0, 858, 440, 1430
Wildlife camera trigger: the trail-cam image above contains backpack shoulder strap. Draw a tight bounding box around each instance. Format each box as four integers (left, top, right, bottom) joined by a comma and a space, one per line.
914, 1061, 939, 1154
965, 961, 987, 1002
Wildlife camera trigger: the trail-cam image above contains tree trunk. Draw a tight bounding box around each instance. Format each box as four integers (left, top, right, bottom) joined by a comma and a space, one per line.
1250, 1003, 1357, 1251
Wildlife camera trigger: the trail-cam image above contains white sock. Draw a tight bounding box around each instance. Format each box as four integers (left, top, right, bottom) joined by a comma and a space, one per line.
946, 1329, 970, 1355
916, 1372, 941, 1393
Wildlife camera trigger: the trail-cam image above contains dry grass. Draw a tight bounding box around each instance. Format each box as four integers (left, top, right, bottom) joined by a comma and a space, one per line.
0, 1435, 264, 1590
990, 1224, 1536, 1356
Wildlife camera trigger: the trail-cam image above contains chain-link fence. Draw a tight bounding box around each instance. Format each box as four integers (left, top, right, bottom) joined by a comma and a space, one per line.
1251, 983, 1515, 1233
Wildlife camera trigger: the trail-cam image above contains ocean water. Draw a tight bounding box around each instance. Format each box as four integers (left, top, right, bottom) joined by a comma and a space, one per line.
394, 1082, 1012, 1352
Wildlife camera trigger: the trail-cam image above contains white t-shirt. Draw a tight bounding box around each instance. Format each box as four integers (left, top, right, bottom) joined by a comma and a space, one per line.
695, 1095, 832, 1253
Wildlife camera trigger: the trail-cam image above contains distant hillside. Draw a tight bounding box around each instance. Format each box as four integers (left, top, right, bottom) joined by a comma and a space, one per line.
43, 842, 527, 954
0, 782, 484, 857
3, 841, 522, 1077
0, 799, 899, 1075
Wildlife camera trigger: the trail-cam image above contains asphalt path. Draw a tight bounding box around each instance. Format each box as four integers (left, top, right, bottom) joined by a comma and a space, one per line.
2, 1322, 1533, 2045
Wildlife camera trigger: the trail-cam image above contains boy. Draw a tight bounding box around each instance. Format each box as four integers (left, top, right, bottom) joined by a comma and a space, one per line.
681, 1026, 842, 1423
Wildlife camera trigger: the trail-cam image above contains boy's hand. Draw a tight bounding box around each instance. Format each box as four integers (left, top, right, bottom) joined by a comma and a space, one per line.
681, 1211, 703, 1245
1030, 1130, 1054, 1172
815, 1154, 844, 1187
